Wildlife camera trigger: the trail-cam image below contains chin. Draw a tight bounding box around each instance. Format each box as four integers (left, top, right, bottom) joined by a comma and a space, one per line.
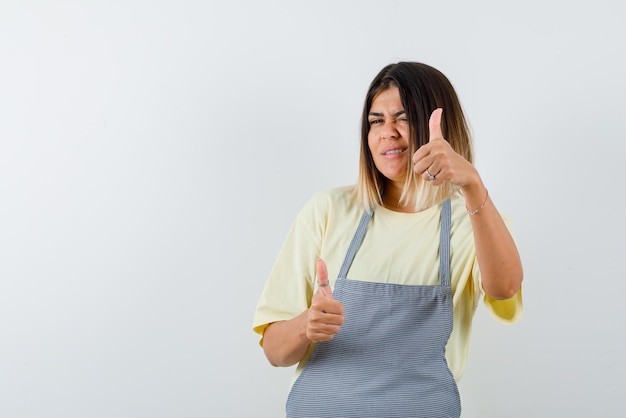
380, 169, 407, 181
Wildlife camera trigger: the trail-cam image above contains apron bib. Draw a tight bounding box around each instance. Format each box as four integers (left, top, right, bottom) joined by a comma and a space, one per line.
286, 199, 460, 417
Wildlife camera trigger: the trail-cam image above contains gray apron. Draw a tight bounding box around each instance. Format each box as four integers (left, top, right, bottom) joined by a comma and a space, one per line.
286, 199, 460, 417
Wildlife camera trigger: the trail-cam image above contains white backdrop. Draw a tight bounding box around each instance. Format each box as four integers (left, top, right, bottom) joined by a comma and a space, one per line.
1, 1, 624, 417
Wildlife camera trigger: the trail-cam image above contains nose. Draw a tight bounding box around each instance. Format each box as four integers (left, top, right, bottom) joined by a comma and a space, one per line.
381, 121, 399, 140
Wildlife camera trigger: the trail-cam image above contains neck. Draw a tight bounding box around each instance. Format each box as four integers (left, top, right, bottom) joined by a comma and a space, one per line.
382, 182, 416, 213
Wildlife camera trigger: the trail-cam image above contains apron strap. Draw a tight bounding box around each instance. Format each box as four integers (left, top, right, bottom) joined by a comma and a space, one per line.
337, 210, 372, 279
439, 199, 452, 288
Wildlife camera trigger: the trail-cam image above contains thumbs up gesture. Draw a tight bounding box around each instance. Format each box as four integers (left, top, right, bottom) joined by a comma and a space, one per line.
306, 259, 344, 342
412, 108, 478, 188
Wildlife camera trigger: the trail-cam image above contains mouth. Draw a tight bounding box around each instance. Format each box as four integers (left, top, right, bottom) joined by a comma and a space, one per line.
382, 147, 407, 156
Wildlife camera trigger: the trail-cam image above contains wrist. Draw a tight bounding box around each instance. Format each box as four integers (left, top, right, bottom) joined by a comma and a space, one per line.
466, 189, 489, 215
461, 182, 488, 212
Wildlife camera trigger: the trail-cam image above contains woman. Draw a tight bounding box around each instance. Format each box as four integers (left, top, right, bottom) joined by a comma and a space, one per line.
253, 62, 523, 417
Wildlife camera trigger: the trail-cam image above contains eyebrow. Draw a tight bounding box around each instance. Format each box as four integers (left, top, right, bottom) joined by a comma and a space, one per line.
368, 110, 406, 117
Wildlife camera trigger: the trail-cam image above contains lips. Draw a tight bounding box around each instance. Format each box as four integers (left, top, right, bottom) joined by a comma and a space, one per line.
382, 147, 407, 155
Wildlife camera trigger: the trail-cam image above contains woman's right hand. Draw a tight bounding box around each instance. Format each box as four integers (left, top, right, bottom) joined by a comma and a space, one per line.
306, 259, 344, 342
262, 259, 345, 366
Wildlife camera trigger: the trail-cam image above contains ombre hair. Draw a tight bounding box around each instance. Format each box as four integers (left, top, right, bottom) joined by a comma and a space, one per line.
355, 62, 474, 212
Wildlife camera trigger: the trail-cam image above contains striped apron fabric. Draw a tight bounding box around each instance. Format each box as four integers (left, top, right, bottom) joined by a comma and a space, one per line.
286, 199, 460, 417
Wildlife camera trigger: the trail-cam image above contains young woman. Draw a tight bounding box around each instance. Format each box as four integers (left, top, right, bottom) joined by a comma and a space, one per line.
254, 62, 523, 417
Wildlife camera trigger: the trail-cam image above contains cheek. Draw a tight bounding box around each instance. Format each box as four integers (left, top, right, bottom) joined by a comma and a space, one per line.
398, 125, 410, 139
367, 133, 376, 154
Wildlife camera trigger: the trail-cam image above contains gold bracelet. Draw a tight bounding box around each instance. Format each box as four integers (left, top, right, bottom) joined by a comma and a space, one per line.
466, 189, 489, 215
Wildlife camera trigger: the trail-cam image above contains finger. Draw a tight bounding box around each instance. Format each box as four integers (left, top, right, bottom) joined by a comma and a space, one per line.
429, 108, 444, 142
422, 167, 435, 183
412, 144, 430, 165
316, 258, 332, 298
412, 148, 434, 177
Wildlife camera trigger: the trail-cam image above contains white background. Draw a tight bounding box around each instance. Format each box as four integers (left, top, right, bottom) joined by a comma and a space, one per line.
1, 1, 624, 417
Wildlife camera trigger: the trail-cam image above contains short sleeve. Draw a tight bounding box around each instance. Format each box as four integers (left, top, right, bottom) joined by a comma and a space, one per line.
483, 289, 523, 324
252, 196, 326, 346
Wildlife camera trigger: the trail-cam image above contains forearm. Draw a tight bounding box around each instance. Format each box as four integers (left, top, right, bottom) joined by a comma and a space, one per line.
462, 183, 523, 300
262, 311, 311, 367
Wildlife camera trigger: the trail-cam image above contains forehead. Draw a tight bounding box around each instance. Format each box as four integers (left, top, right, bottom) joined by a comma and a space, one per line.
370, 86, 403, 112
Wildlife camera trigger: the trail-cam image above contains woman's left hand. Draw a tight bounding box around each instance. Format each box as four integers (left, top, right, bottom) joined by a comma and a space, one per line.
412, 108, 479, 189
413, 109, 523, 300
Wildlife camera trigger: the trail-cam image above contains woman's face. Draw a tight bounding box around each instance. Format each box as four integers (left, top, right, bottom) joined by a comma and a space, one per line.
367, 86, 410, 185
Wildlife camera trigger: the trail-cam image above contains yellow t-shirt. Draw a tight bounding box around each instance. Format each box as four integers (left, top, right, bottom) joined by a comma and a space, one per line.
253, 186, 522, 382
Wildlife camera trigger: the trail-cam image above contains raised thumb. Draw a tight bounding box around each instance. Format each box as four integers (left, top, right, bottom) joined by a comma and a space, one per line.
316, 258, 333, 299
428, 108, 444, 142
